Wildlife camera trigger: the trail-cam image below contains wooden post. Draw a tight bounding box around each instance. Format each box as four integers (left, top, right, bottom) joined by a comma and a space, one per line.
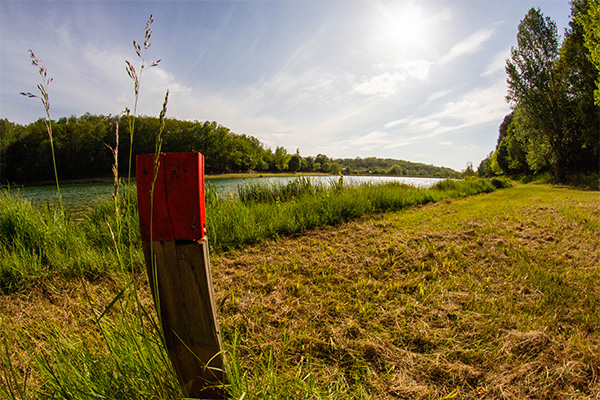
136, 152, 225, 399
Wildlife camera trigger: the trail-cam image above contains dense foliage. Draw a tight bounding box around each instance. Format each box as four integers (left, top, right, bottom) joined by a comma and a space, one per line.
331, 156, 458, 177
579, 0, 600, 105
0, 115, 458, 184
479, 1, 599, 182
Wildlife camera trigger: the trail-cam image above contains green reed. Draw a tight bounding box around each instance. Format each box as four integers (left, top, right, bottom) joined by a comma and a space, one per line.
207, 178, 497, 252
20, 50, 63, 216
1, 15, 180, 400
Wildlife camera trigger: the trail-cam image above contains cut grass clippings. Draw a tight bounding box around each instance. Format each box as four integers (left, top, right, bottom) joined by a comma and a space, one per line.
213, 184, 599, 399
1, 183, 599, 399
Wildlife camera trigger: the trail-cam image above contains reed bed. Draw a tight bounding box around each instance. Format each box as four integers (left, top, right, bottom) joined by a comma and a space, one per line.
206, 177, 503, 252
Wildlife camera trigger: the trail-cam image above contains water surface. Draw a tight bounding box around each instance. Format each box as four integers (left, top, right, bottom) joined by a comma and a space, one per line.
10, 175, 443, 220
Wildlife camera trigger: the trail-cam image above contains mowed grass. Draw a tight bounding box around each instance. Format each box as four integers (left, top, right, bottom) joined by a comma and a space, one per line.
1, 183, 599, 399
216, 184, 600, 398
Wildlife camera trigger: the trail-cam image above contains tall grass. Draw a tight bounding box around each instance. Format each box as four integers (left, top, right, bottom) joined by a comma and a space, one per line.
124, 14, 162, 184
207, 177, 497, 252
0, 275, 181, 399
0, 191, 124, 294
0, 177, 498, 292
1, 15, 178, 400
20, 50, 63, 215
237, 176, 327, 203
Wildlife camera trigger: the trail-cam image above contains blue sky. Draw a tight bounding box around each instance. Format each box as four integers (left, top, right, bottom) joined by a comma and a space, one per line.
1, 0, 573, 171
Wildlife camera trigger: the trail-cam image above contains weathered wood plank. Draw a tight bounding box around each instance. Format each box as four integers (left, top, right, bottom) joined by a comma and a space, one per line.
137, 152, 223, 398
143, 239, 225, 399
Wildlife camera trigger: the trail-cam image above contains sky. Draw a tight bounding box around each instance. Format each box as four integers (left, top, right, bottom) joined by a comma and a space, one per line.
0, 0, 574, 171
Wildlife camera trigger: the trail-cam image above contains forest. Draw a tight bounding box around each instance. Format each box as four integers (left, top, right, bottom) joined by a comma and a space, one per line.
477, 0, 599, 183
0, 115, 458, 185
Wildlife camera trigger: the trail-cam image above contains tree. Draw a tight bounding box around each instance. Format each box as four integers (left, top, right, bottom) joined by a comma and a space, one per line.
506, 8, 572, 179
560, 0, 600, 170
270, 146, 290, 171
460, 162, 476, 178
287, 154, 301, 172
477, 152, 493, 177
497, 113, 514, 146
329, 162, 342, 174
386, 164, 405, 175
301, 156, 314, 171
315, 154, 329, 166
578, 0, 600, 106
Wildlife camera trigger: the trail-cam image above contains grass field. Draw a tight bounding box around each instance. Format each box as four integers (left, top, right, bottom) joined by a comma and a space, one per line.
1, 183, 598, 399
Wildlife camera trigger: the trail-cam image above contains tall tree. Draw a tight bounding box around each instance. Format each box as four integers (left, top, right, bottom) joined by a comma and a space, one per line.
506, 8, 571, 179
558, 0, 600, 172
578, 0, 600, 106
497, 112, 514, 146
270, 146, 290, 171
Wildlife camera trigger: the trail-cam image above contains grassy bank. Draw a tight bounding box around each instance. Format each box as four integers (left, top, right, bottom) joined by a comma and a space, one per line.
1, 182, 598, 398
206, 177, 502, 252
0, 178, 501, 291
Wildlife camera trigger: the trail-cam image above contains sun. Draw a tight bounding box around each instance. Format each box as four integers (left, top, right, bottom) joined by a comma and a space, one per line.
390, 10, 423, 44
376, 1, 433, 58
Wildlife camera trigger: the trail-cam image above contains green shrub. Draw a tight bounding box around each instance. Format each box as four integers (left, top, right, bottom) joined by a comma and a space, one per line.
490, 177, 513, 189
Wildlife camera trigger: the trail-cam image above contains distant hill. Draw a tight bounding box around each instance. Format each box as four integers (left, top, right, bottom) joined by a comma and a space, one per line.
334, 157, 459, 178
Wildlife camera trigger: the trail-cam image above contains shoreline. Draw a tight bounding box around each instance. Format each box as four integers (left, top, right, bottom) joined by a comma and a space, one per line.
1, 171, 448, 189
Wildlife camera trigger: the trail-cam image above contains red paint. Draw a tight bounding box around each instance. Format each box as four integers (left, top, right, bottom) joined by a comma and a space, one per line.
136, 153, 206, 242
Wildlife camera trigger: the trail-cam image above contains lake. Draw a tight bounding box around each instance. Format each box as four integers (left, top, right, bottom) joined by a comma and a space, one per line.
8, 175, 444, 220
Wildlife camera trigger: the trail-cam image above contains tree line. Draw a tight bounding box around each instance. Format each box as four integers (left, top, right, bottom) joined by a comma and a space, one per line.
478, 0, 599, 182
0, 114, 458, 185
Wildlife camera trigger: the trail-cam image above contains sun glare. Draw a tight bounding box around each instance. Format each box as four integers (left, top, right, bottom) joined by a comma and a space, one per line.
376, 2, 433, 58
389, 5, 423, 40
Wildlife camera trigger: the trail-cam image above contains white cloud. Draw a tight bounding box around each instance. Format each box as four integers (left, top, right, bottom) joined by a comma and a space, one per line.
425, 89, 453, 105
439, 28, 495, 64
383, 118, 409, 129
353, 72, 405, 96
386, 141, 410, 149
353, 60, 432, 97
378, 80, 509, 143
348, 130, 390, 147
482, 48, 510, 77
336, 130, 411, 152
433, 81, 509, 129
398, 60, 432, 80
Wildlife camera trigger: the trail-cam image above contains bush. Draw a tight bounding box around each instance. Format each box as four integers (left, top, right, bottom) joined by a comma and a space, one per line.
490, 177, 513, 189
565, 173, 600, 190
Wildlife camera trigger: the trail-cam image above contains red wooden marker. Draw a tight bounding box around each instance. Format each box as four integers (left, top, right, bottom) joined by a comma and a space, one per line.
136, 152, 225, 399
136, 152, 206, 242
